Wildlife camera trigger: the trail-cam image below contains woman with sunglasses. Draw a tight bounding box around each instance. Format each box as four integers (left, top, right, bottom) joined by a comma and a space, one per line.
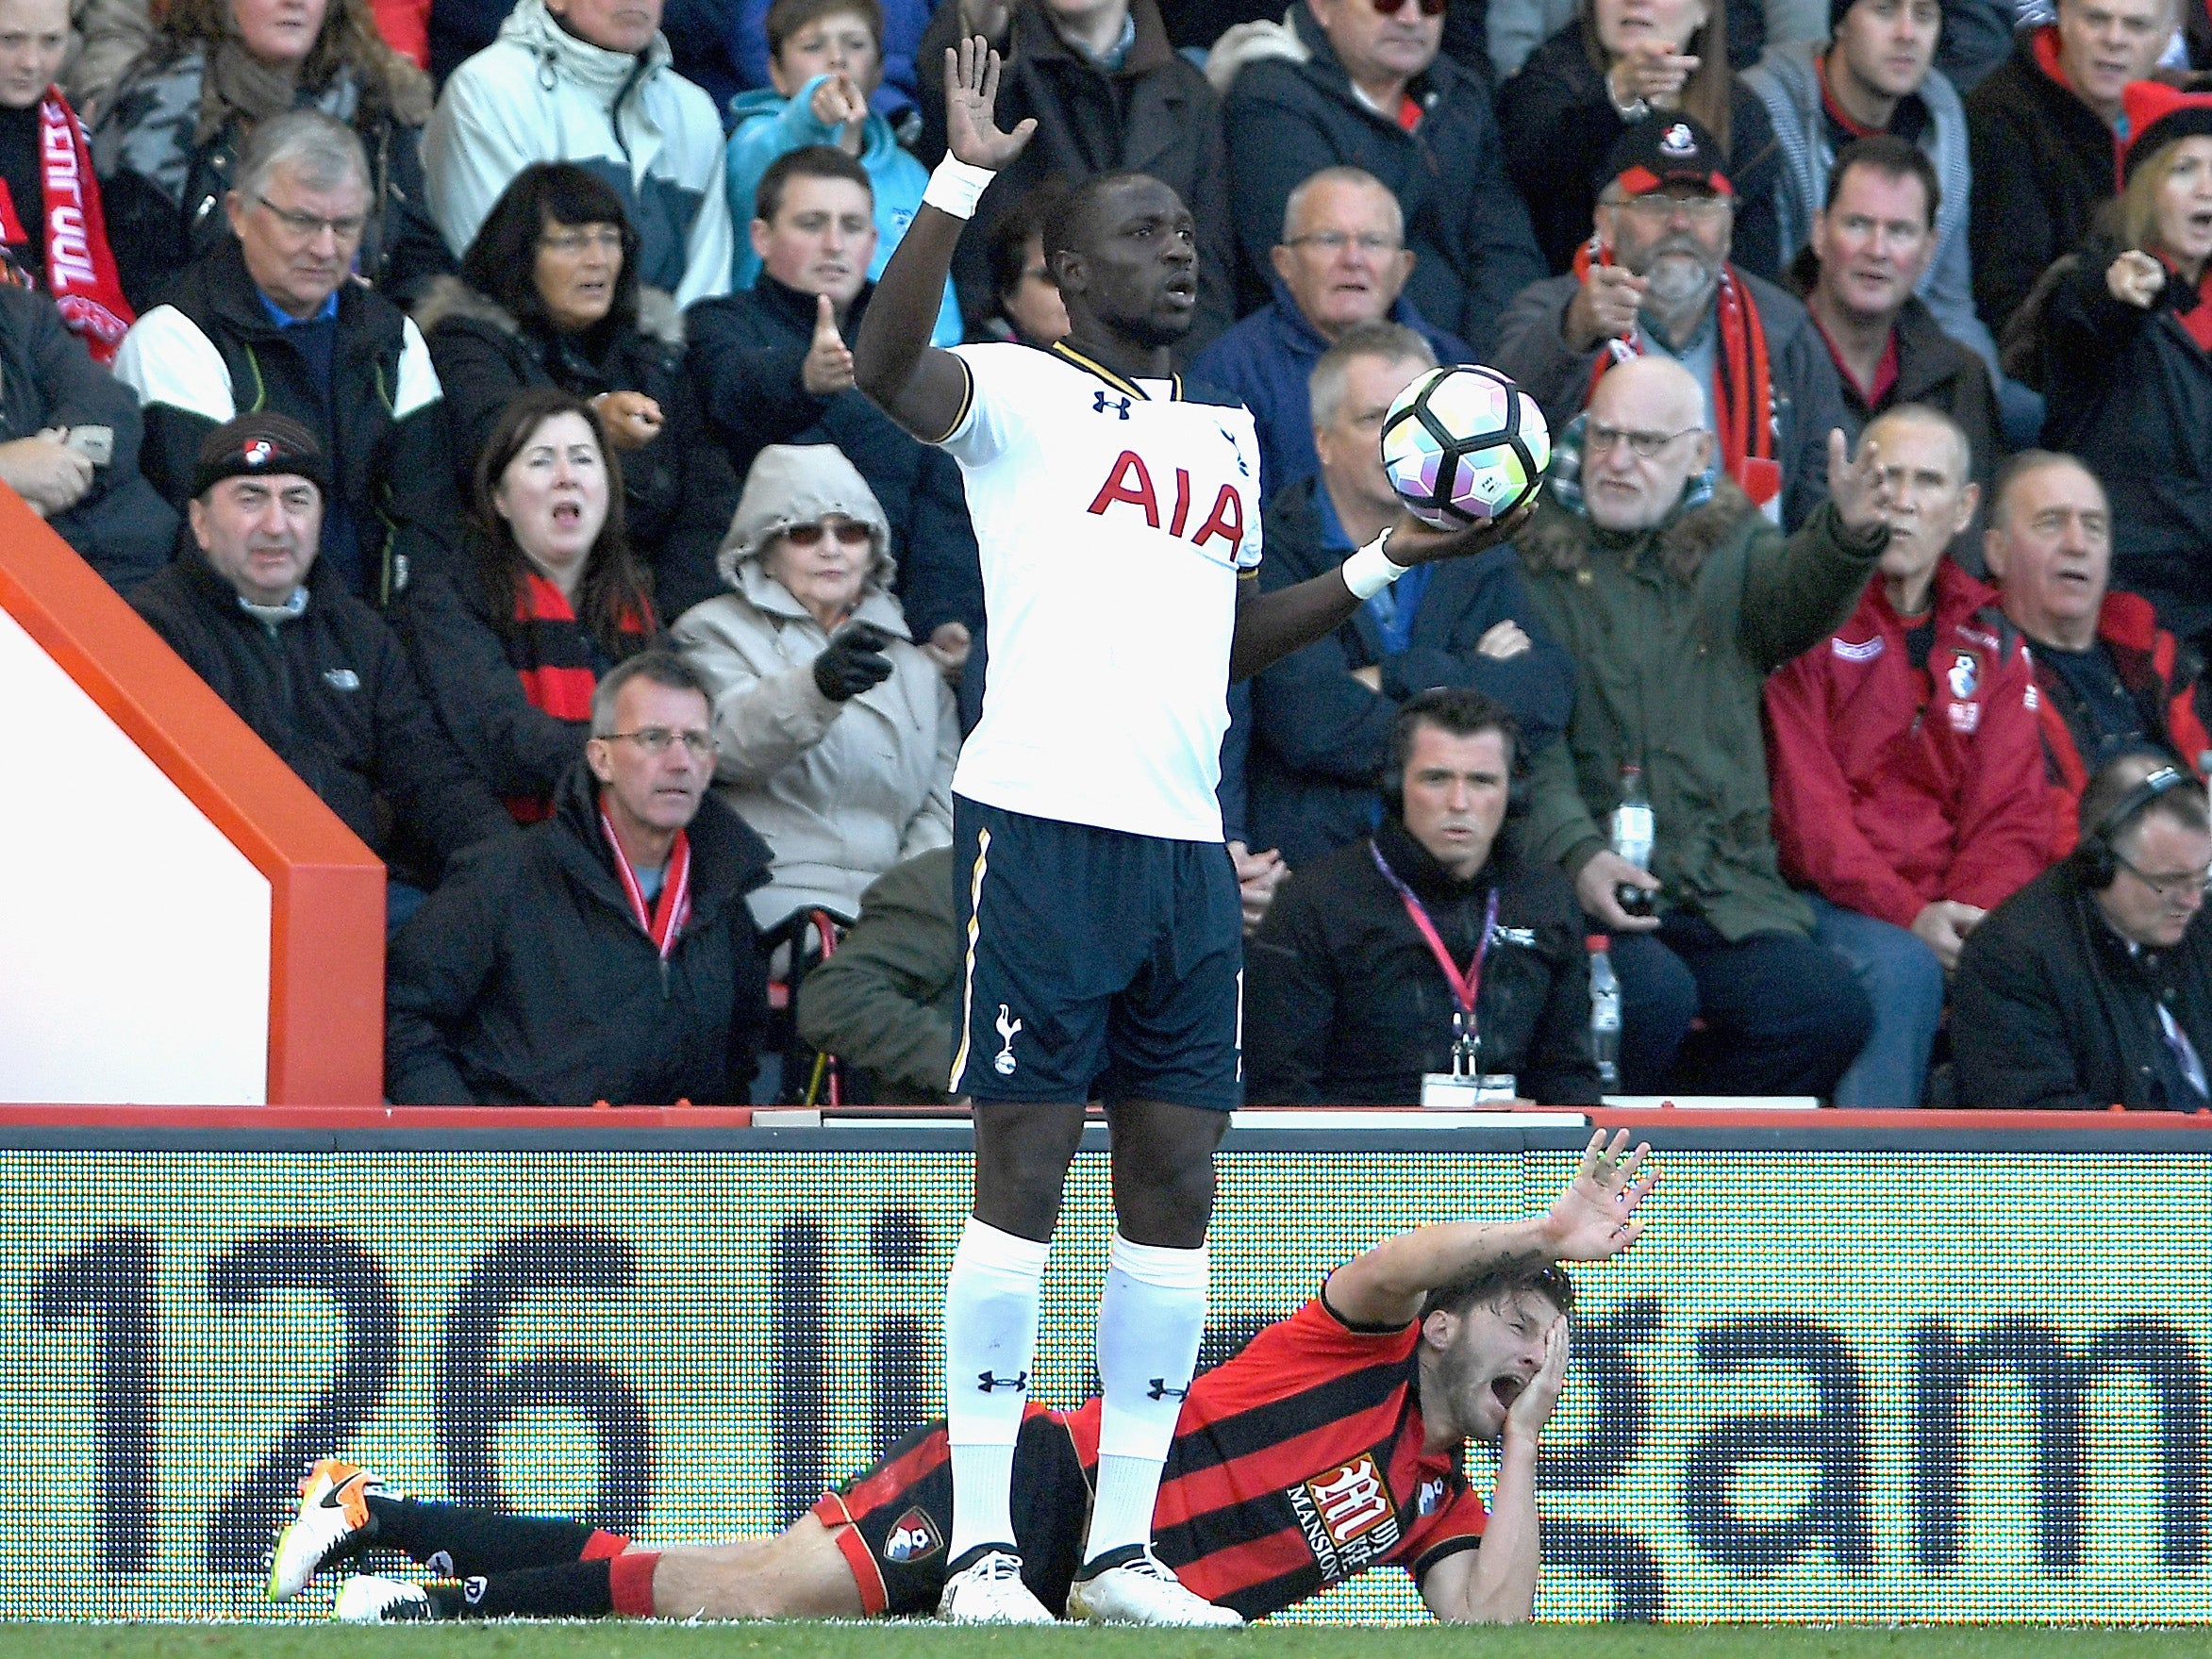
405, 387, 660, 825
671, 440, 959, 933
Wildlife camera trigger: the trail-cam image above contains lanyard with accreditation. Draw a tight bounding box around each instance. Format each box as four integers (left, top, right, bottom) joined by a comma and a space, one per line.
1369, 841, 1516, 1104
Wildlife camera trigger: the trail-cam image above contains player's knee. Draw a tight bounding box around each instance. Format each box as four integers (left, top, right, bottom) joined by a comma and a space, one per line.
1113, 1152, 1216, 1248
972, 1104, 1085, 1236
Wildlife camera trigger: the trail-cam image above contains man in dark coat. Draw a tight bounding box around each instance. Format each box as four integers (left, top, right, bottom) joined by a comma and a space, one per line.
1965, 3, 2169, 337
0, 285, 175, 592
110, 111, 459, 612
1247, 688, 1603, 1106
1248, 322, 1573, 866
917, 0, 1232, 352
132, 415, 512, 894
685, 146, 980, 641
1223, 0, 1545, 354
385, 651, 773, 1105
1954, 754, 2212, 1109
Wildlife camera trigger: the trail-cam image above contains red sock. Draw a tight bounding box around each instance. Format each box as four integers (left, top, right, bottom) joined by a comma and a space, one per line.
609, 1550, 661, 1617
581, 1531, 630, 1561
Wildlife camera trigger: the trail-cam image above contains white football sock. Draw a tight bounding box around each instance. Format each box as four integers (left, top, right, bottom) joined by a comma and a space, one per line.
943, 1216, 1051, 1560
1083, 1234, 1208, 1564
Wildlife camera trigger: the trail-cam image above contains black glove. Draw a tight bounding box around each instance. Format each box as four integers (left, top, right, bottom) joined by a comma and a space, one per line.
812, 622, 895, 702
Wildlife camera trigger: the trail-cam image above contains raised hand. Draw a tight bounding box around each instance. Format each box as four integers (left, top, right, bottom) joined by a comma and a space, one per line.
1611, 39, 1698, 108
943, 34, 1037, 172
1542, 1129, 1656, 1260
802, 292, 857, 396
1826, 426, 1898, 536
590, 390, 663, 451
808, 70, 870, 141
1565, 262, 1648, 351
2107, 248, 2167, 309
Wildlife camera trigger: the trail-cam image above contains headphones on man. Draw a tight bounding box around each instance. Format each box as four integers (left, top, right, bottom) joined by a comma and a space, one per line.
1379, 687, 1532, 821
2072, 764, 2196, 890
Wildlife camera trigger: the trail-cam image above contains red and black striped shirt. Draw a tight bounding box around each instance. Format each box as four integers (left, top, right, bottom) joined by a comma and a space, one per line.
1059, 1293, 1487, 1619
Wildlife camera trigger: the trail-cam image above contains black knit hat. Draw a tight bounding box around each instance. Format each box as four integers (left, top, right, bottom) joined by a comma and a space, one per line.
190, 412, 329, 501
1605, 115, 1734, 198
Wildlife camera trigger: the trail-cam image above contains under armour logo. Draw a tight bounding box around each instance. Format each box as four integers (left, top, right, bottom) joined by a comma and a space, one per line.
1094, 390, 1132, 419
994, 1004, 1023, 1076
1146, 1378, 1189, 1402
978, 1369, 1029, 1393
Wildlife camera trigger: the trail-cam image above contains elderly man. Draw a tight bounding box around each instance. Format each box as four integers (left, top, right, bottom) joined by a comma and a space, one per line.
1493, 115, 1848, 533
1222, 0, 1544, 354
1966, 0, 2176, 335
1518, 355, 1889, 1099
424, 0, 732, 309
132, 416, 511, 912
1743, 0, 1995, 372
1764, 405, 2049, 1107
111, 110, 456, 612
1954, 755, 2212, 1108
680, 145, 980, 655
1983, 451, 2212, 854
1793, 137, 2004, 539
1247, 322, 1572, 866
385, 651, 773, 1105
1191, 167, 1471, 499
1246, 688, 1602, 1106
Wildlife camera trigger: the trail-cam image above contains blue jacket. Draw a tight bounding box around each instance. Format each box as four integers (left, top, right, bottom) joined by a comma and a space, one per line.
1247, 474, 1575, 866
1189, 279, 1471, 502
725, 77, 962, 346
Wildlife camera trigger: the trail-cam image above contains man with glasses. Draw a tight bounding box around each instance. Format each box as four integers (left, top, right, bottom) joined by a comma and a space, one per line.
1982, 451, 2212, 857
1515, 353, 1893, 1100
1192, 166, 1472, 500
133, 415, 512, 931
113, 110, 457, 612
1954, 755, 2212, 1108
385, 649, 775, 1105
1494, 115, 1847, 532
1222, 0, 1544, 352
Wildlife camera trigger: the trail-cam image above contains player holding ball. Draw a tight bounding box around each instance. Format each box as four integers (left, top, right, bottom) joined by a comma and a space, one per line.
828, 36, 1542, 1628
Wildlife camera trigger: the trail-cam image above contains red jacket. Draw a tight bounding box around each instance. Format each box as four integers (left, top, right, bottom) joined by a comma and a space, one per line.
2030, 589, 2212, 856
1765, 563, 2050, 930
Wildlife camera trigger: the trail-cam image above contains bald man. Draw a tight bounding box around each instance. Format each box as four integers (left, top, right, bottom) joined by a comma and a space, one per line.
1515, 357, 1895, 1100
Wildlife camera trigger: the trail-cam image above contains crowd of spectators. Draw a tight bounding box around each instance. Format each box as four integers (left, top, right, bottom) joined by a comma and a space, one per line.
11, 0, 2212, 1109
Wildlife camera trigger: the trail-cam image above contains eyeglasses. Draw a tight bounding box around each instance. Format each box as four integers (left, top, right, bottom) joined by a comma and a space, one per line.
1367, 0, 1446, 14
2111, 850, 2212, 901
1584, 423, 1702, 458
255, 194, 367, 241
784, 521, 873, 547
1283, 231, 1403, 256
540, 226, 624, 256
598, 727, 715, 760
1614, 192, 1733, 223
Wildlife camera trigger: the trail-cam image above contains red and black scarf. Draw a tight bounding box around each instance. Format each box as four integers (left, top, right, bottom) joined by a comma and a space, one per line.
0, 91, 131, 363
506, 569, 655, 823
1575, 238, 1780, 508
600, 807, 692, 958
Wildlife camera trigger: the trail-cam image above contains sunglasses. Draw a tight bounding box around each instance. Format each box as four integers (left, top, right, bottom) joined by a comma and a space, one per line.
784, 521, 873, 547
1368, 0, 1447, 14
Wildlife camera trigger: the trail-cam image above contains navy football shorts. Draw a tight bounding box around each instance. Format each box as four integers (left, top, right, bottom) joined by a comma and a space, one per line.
946, 796, 1243, 1111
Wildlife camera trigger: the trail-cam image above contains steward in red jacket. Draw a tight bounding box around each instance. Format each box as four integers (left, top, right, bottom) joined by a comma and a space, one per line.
1766, 560, 2050, 929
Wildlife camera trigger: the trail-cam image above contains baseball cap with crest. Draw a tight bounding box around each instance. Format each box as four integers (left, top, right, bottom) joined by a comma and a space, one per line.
190, 412, 330, 502
1605, 116, 1735, 199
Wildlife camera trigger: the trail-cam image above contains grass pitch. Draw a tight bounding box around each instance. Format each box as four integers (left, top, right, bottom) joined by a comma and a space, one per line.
3, 1627, 2207, 1659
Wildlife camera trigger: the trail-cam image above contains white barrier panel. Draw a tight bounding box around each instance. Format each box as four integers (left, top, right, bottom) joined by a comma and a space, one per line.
0, 605, 270, 1103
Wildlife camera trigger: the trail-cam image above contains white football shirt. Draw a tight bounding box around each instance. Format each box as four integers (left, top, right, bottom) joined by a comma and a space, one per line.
937, 340, 1263, 841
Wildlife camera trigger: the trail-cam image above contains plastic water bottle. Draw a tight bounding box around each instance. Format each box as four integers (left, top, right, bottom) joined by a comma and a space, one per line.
1610, 764, 1655, 918
1588, 934, 1622, 1094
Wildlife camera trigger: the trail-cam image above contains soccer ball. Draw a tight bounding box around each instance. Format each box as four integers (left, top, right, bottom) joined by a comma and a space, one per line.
1379, 364, 1550, 528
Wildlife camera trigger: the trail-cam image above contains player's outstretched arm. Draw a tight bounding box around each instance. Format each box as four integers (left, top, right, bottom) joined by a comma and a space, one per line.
853, 36, 1035, 441
1229, 498, 1536, 683
1421, 1318, 1566, 1623
1324, 1130, 1655, 1330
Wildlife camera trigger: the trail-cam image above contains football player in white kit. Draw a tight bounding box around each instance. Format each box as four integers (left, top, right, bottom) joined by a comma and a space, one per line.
851, 37, 1533, 1628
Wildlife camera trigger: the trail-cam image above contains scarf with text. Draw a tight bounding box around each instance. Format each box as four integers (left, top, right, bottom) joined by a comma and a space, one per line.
0, 91, 131, 363
1575, 237, 1778, 508
506, 569, 654, 823
600, 808, 692, 959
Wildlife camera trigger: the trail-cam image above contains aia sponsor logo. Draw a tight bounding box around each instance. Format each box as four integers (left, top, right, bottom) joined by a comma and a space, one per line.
883, 1506, 943, 1564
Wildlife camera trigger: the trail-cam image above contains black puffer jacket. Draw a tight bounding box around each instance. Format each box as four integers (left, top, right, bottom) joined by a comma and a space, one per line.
131, 542, 513, 874
413, 276, 735, 593
2038, 236, 2212, 646
1954, 858, 2212, 1110
1244, 818, 1603, 1105
384, 759, 773, 1104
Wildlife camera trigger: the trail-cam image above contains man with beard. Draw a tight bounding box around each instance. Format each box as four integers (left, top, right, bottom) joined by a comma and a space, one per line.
273, 1131, 1657, 1627
1494, 115, 1849, 532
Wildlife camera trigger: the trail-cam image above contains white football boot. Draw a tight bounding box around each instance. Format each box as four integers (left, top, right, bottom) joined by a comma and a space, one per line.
268, 1459, 383, 1601
1065, 1547, 1244, 1627
937, 1547, 1056, 1623
333, 1575, 441, 1622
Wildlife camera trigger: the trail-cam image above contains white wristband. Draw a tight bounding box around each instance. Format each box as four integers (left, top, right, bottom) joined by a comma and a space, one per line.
1340, 533, 1409, 601
922, 154, 996, 221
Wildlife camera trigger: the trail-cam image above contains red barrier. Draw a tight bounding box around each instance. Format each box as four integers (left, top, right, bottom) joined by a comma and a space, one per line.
0, 492, 385, 1103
